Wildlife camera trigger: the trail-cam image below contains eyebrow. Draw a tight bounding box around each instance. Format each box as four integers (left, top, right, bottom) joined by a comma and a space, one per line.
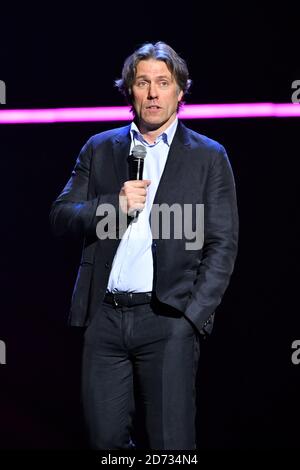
135, 75, 172, 80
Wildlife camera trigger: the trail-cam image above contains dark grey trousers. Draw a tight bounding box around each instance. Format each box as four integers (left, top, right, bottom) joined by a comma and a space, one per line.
81, 299, 200, 450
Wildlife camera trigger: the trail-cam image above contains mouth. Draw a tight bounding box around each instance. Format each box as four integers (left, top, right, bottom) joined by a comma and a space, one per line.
145, 105, 161, 110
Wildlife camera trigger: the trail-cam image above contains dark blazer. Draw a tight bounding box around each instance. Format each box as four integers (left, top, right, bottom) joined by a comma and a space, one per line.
50, 121, 239, 335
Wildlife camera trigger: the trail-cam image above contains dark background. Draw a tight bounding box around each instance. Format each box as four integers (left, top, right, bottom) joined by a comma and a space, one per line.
0, 4, 299, 449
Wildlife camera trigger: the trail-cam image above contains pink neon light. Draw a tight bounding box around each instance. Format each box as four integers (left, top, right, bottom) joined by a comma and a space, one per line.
0, 103, 299, 124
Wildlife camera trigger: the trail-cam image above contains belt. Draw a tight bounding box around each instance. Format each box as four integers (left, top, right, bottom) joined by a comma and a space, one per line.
104, 291, 152, 307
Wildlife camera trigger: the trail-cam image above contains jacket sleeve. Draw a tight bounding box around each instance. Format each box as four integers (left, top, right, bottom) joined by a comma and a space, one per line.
184, 144, 239, 333
49, 137, 120, 239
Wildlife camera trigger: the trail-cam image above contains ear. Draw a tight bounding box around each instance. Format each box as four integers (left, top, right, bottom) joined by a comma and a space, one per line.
177, 90, 184, 102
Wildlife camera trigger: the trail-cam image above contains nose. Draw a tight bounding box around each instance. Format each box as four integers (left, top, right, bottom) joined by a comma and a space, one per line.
147, 82, 158, 100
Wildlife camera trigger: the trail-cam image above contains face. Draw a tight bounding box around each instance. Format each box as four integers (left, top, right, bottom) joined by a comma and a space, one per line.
131, 59, 183, 134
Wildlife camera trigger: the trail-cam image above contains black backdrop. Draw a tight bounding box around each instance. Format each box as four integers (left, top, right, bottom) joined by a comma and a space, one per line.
0, 4, 299, 449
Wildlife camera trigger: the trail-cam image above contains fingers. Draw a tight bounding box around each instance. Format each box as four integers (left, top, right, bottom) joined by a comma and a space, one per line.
119, 179, 151, 215
124, 179, 151, 188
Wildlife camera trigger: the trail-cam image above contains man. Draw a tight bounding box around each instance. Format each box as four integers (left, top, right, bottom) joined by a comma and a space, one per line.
50, 41, 239, 450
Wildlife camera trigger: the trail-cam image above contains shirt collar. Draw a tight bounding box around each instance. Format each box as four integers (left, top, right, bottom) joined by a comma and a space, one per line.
130, 118, 178, 148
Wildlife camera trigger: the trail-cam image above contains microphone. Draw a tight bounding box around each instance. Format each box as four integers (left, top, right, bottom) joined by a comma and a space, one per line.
128, 144, 147, 218
128, 144, 147, 180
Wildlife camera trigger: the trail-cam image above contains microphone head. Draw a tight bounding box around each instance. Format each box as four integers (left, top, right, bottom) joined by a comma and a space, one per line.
131, 144, 147, 160
128, 144, 147, 181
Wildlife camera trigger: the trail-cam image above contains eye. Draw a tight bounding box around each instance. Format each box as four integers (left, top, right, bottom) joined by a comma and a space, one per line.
159, 81, 169, 87
136, 80, 148, 88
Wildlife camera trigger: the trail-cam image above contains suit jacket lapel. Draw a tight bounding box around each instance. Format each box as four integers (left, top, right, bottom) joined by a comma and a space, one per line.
112, 125, 131, 186
152, 121, 191, 208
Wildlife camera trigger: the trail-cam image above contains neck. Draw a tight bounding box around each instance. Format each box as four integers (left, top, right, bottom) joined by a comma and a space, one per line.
136, 115, 177, 144
140, 129, 160, 145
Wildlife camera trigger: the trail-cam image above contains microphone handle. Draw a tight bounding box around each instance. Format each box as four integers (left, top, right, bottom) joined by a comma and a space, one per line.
136, 157, 143, 180
134, 157, 144, 219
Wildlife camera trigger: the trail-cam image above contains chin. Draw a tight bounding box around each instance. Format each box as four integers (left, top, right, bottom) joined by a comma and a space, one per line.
146, 122, 163, 131
141, 118, 161, 129
147, 115, 166, 125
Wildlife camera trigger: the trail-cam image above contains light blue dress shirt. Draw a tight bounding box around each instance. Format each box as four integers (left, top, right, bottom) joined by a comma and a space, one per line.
107, 118, 178, 293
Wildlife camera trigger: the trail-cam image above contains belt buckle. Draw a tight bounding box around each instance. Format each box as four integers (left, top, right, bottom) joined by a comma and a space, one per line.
113, 294, 119, 307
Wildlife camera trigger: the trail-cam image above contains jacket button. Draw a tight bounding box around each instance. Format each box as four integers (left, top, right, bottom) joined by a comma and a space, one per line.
105, 262, 110, 269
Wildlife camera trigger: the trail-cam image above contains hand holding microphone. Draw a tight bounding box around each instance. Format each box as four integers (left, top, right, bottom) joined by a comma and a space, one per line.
119, 145, 150, 217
